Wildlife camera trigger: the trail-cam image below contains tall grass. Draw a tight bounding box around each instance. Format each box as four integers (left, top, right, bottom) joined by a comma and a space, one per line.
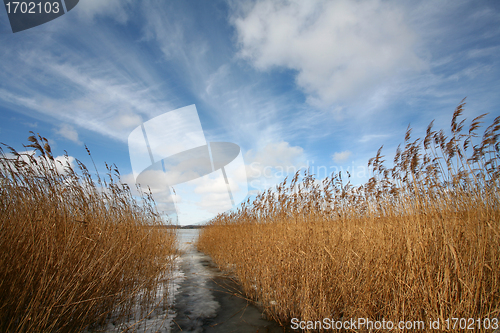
0, 133, 176, 332
198, 100, 500, 330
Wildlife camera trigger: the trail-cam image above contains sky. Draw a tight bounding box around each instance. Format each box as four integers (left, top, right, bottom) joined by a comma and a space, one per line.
1, 0, 499, 224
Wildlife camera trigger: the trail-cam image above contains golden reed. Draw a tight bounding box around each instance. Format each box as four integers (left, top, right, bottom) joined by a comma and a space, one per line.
199, 100, 500, 331
0, 133, 176, 332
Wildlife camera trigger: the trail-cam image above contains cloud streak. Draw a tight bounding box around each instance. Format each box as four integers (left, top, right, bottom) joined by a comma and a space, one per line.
0, 8, 177, 143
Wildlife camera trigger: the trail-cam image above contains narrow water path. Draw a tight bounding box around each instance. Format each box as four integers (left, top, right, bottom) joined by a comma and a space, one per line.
88, 229, 291, 332
173, 229, 291, 333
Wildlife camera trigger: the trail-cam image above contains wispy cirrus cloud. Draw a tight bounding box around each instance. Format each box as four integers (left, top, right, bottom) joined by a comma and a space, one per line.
138, 2, 289, 153
0, 18, 176, 142
75, 0, 134, 23
358, 134, 391, 144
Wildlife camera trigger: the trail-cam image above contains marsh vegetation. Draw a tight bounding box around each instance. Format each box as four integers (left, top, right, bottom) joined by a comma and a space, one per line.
198, 101, 500, 330
0, 134, 176, 332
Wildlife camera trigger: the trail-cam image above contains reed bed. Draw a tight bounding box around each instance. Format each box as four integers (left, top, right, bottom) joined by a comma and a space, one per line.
0, 133, 176, 332
198, 100, 500, 331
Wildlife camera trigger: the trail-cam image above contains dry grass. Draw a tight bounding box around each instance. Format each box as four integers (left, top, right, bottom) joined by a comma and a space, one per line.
198, 100, 500, 331
0, 133, 176, 332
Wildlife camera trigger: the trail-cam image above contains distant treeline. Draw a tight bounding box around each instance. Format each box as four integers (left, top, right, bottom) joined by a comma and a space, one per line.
148, 224, 205, 229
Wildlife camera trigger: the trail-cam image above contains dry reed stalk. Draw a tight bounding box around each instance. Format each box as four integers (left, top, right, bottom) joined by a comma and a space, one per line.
198, 101, 500, 332
0, 133, 176, 332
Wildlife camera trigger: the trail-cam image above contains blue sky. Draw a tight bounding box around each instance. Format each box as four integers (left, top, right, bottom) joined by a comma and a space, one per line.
1, 0, 499, 223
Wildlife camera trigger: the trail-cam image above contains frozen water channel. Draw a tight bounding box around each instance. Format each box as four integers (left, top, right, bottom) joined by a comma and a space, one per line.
171, 229, 220, 332
171, 229, 290, 333
90, 229, 290, 332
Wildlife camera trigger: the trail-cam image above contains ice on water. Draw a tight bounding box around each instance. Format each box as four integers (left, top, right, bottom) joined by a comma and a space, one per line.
86, 229, 219, 333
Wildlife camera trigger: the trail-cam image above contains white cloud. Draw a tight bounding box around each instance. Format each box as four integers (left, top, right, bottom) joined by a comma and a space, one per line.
56, 124, 82, 145
110, 113, 143, 131
53, 155, 76, 174
119, 173, 141, 194
1, 150, 76, 176
358, 133, 390, 143
76, 0, 134, 23
245, 141, 304, 169
205, 64, 231, 96
244, 141, 306, 191
231, 0, 426, 107
332, 150, 352, 163
197, 192, 233, 214
23, 122, 38, 128
193, 174, 232, 194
